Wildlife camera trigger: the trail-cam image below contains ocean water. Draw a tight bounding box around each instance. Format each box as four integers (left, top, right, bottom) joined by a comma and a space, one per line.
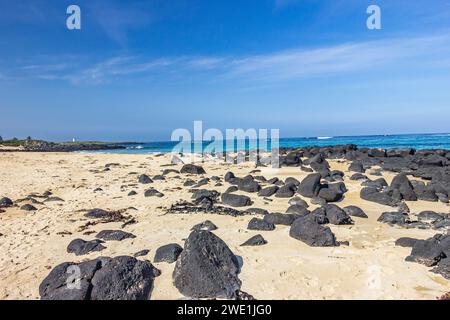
101, 133, 450, 154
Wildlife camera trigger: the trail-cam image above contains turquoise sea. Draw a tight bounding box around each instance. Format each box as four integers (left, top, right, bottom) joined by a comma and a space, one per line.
100, 133, 450, 154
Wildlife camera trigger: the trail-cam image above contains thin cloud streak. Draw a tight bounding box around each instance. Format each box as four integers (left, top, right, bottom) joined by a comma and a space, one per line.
6, 31, 450, 85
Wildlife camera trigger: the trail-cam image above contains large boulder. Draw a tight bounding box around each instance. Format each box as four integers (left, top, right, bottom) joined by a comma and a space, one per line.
360, 187, 398, 207
298, 173, 322, 198
90, 256, 160, 300
286, 205, 310, 216
221, 193, 252, 207
405, 236, 447, 267
390, 173, 417, 201
289, 216, 339, 247
173, 230, 241, 299
39, 256, 160, 300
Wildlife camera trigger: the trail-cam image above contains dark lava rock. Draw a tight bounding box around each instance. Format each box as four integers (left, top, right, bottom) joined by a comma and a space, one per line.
406, 238, 447, 267
360, 187, 398, 207
349, 161, 365, 173
286, 205, 310, 216
224, 171, 236, 182
173, 230, 241, 299
289, 216, 339, 247
397, 201, 410, 213
238, 176, 261, 193
95, 230, 136, 241
431, 257, 450, 279
184, 179, 196, 187
263, 213, 299, 226
67, 239, 106, 256
181, 164, 206, 175
244, 208, 269, 215
162, 169, 180, 175
318, 184, 345, 202
90, 256, 160, 300
191, 189, 220, 202
257, 185, 279, 197
285, 177, 301, 186
128, 190, 137, 196
311, 197, 327, 206
288, 197, 309, 208
390, 173, 417, 201
154, 243, 183, 263
191, 220, 218, 231
395, 237, 419, 248
84, 209, 112, 219
417, 211, 444, 223
44, 197, 64, 202
39, 259, 102, 300
275, 183, 296, 198
221, 193, 252, 207
298, 173, 322, 198
310, 207, 329, 224
378, 212, 410, 225
152, 175, 166, 181
144, 188, 164, 197
248, 218, 275, 231
240, 235, 267, 246
323, 204, 353, 225
20, 204, 37, 211
0, 197, 13, 208
225, 186, 239, 193
138, 174, 153, 184
343, 206, 368, 218
362, 178, 388, 190
134, 249, 150, 257
350, 173, 368, 181
193, 178, 210, 188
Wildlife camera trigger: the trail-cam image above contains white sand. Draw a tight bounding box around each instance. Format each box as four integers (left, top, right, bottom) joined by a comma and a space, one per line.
0, 152, 449, 299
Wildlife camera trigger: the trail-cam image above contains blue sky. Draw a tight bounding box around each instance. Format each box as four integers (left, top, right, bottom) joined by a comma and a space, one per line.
0, 0, 450, 141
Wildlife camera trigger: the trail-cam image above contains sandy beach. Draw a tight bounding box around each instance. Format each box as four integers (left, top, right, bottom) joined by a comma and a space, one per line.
0, 151, 449, 300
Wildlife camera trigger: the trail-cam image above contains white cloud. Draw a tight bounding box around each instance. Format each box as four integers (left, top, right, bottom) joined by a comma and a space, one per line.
10, 31, 450, 85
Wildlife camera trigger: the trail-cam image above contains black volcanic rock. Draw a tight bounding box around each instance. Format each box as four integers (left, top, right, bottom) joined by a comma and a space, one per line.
248, 217, 275, 231
154, 243, 183, 263
95, 230, 136, 241
258, 185, 279, 197
240, 234, 267, 246
343, 205, 368, 218
181, 164, 206, 175
0, 197, 13, 208
289, 216, 338, 247
138, 174, 153, 184
298, 173, 322, 198
173, 230, 241, 299
67, 239, 106, 256
221, 193, 252, 207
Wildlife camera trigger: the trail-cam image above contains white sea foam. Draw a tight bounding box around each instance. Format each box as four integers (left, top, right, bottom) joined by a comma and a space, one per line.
317, 136, 333, 140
